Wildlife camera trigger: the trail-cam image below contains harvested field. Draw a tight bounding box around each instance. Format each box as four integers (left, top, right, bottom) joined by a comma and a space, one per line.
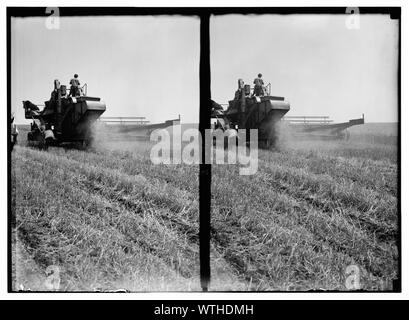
11, 123, 399, 291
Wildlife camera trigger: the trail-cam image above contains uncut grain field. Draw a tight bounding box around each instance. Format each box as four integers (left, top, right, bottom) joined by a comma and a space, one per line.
11, 123, 399, 291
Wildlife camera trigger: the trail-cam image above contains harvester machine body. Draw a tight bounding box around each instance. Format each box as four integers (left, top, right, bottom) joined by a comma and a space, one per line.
24, 80, 106, 148
211, 79, 290, 148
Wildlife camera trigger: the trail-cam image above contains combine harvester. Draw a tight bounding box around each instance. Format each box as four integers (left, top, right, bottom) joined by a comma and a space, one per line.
23, 79, 181, 147
23, 80, 106, 149
211, 77, 365, 147
281, 114, 365, 140
211, 79, 290, 148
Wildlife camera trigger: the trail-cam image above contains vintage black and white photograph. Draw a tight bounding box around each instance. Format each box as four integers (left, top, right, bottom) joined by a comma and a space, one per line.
9, 12, 205, 291
8, 7, 400, 294
209, 12, 399, 291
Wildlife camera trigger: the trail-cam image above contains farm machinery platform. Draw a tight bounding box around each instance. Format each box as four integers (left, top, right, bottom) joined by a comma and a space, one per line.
23, 80, 106, 149
211, 78, 291, 148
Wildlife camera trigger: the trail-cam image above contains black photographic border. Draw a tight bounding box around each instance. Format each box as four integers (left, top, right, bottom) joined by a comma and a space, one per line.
6, 6, 401, 293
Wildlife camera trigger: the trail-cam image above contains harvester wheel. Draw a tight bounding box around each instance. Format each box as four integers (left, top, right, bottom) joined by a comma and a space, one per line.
84, 138, 93, 148
259, 139, 272, 149
41, 138, 49, 150
83, 130, 94, 149
78, 138, 93, 150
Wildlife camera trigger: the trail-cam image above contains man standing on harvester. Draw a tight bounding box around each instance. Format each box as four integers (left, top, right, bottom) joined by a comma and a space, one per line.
253, 73, 265, 97
69, 74, 81, 97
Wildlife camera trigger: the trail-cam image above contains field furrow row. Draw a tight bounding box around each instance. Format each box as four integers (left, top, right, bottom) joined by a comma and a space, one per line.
13, 149, 201, 289
211, 163, 398, 288
43, 145, 200, 198
259, 150, 397, 196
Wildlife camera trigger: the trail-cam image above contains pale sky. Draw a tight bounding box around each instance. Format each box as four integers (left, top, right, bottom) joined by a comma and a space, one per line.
211, 14, 399, 123
11, 14, 399, 125
11, 16, 200, 124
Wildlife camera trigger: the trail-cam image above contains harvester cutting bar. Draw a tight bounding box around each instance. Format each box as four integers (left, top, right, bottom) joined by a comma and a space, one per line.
284, 116, 330, 118
282, 116, 333, 124
101, 116, 147, 119
301, 117, 365, 132
101, 120, 151, 123
100, 117, 150, 125
287, 119, 334, 123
